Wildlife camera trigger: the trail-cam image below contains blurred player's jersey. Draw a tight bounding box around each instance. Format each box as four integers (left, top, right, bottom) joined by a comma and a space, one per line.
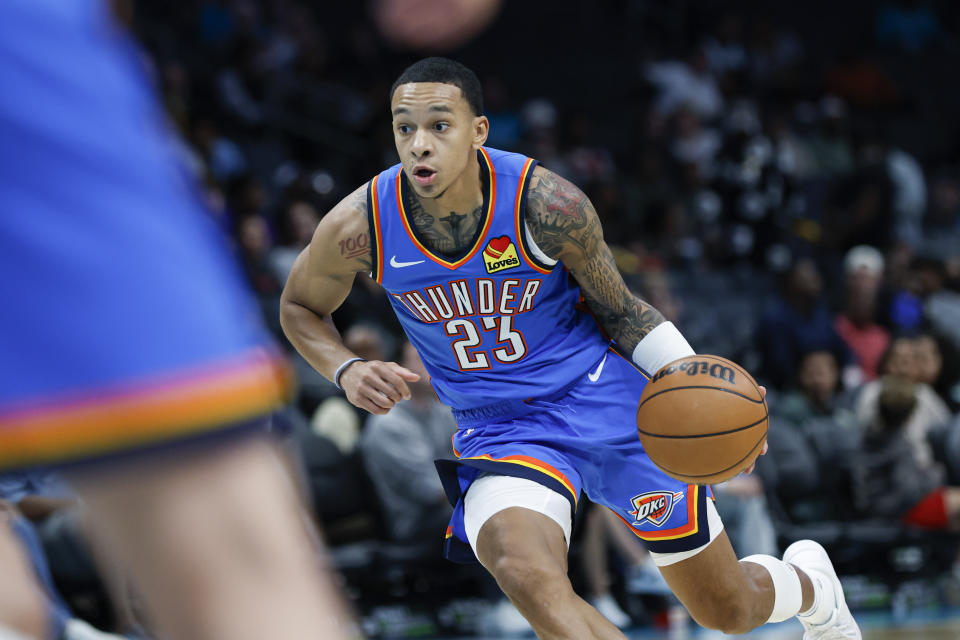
369, 147, 609, 410
0, 0, 289, 468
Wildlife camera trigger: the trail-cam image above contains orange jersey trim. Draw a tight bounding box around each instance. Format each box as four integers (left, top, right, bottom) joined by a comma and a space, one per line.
0, 349, 291, 468
370, 174, 385, 283
451, 432, 461, 458
460, 453, 578, 506
513, 158, 551, 275
612, 485, 700, 541
396, 148, 497, 270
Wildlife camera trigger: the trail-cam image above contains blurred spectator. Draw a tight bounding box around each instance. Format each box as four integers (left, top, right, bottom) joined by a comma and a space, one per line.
645, 48, 724, 120
269, 199, 320, 285
773, 349, 858, 432
913, 332, 960, 411
670, 107, 721, 178
927, 170, 960, 230
924, 272, 960, 353
825, 162, 894, 253
834, 245, 891, 382
703, 14, 748, 75
359, 342, 457, 545
808, 97, 855, 177
713, 474, 778, 558
578, 502, 684, 629
855, 336, 952, 467
191, 117, 247, 182
851, 378, 959, 530
755, 258, 850, 389
886, 146, 927, 245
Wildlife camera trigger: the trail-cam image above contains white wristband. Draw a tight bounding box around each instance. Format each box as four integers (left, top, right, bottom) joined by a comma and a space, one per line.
631, 321, 695, 376
333, 357, 365, 390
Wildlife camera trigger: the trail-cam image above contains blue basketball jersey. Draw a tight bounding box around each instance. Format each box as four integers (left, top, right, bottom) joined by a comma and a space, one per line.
368, 147, 610, 410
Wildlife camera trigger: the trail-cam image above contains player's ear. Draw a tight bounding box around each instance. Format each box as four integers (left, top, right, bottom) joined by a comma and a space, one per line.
472, 115, 489, 149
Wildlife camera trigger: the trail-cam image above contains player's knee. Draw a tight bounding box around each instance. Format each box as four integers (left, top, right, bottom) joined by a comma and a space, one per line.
685, 588, 757, 635
489, 554, 571, 606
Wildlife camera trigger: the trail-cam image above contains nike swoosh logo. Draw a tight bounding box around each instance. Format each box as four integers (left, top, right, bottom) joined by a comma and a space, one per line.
390, 255, 426, 268
587, 354, 607, 382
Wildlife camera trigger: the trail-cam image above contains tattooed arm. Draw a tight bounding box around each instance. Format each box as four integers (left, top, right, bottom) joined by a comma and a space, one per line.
280, 184, 418, 415
525, 166, 665, 353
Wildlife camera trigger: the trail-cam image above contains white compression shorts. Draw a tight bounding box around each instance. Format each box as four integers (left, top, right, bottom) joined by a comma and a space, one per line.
463, 473, 724, 566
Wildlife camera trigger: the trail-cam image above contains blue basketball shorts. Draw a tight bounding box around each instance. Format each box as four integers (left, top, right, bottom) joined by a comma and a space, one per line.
435, 346, 716, 563
0, 0, 290, 470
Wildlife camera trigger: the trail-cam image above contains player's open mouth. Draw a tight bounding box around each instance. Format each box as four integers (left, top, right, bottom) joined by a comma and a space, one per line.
412, 166, 436, 186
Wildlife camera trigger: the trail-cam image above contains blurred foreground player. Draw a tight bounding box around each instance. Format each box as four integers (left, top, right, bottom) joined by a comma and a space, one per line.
0, 2, 351, 639
282, 57, 861, 638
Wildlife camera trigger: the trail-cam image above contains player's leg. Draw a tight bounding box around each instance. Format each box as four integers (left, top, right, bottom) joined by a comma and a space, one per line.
656, 524, 860, 638
466, 474, 627, 640
68, 433, 353, 640
0, 511, 48, 639
656, 527, 810, 633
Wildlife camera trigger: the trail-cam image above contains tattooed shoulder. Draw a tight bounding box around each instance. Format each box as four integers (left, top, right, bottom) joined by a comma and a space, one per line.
525, 166, 601, 260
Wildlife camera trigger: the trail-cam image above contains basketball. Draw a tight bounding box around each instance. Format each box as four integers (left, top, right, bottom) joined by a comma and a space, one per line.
636, 355, 768, 485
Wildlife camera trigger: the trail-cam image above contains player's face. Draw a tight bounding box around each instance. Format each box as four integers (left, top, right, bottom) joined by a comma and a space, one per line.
391, 82, 488, 198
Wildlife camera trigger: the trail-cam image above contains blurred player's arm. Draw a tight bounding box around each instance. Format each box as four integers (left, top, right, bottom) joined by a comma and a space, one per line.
525, 166, 669, 355
280, 185, 418, 415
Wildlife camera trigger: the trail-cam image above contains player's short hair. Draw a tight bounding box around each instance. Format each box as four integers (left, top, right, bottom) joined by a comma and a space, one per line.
390, 57, 484, 116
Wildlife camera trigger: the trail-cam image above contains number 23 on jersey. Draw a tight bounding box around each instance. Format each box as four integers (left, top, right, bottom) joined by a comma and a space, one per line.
444, 316, 527, 370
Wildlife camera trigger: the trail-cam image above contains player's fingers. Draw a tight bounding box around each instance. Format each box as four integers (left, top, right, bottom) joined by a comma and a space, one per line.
758, 385, 767, 399
359, 389, 394, 414
367, 372, 404, 403
376, 364, 413, 399
387, 362, 421, 382
347, 393, 386, 415
761, 440, 769, 456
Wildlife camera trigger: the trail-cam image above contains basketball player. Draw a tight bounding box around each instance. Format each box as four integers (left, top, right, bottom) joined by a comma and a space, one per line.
0, 2, 350, 638
281, 57, 861, 639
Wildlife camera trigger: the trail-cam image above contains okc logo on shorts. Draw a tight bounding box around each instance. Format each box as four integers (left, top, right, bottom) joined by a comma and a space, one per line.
483, 235, 520, 273
629, 490, 685, 527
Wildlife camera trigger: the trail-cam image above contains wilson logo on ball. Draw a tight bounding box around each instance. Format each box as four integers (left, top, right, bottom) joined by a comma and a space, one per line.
629, 490, 685, 527
482, 235, 520, 273
652, 360, 736, 384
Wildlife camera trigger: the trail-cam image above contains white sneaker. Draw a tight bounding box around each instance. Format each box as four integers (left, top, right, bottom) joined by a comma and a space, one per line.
783, 540, 862, 640
589, 593, 632, 628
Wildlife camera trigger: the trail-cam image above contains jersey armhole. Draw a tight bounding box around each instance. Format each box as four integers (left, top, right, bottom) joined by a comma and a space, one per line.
516, 160, 557, 273
366, 176, 382, 283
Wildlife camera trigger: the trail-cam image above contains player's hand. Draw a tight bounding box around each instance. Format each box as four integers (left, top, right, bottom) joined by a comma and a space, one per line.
339, 360, 420, 415
743, 385, 768, 475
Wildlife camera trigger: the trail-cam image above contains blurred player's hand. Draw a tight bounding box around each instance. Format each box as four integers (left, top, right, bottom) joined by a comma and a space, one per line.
743, 386, 768, 475
339, 360, 420, 414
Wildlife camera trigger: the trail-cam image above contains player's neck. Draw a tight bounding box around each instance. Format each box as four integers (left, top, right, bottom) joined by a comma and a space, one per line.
414, 153, 483, 218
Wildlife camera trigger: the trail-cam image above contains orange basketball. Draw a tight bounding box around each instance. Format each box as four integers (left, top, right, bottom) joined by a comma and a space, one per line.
636, 355, 768, 484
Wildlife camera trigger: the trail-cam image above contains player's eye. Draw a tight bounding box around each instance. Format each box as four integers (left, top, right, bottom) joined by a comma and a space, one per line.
434, 122, 449, 132
397, 124, 411, 134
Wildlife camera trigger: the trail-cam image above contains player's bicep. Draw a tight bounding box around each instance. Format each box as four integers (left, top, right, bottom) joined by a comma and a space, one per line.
280, 244, 352, 318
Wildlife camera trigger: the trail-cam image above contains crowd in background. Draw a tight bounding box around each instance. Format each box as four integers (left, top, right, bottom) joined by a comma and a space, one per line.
6, 0, 960, 636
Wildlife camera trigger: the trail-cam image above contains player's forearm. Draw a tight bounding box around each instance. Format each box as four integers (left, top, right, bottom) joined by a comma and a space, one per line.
591, 293, 667, 355
575, 242, 667, 353
279, 300, 357, 382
